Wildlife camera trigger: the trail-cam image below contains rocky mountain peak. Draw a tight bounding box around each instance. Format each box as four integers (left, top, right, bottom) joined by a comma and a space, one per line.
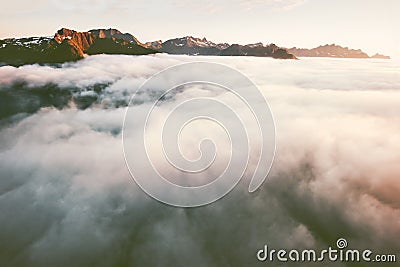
56, 28, 75, 36
54, 28, 94, 54
247, 42, 264, 48
90, 28, 123, 38
88, 29, 141, 45
144, 40, 163, 49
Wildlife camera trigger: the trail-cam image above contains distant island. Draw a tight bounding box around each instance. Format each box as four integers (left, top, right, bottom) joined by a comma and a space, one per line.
0, 28, 390, 66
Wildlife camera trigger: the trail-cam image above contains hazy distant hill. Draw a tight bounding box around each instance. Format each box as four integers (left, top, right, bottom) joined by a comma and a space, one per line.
371, 53, 390, 59
288, 44, 390, 59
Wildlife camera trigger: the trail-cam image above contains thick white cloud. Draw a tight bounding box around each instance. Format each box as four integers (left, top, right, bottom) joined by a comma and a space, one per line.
0, 54, 399, 266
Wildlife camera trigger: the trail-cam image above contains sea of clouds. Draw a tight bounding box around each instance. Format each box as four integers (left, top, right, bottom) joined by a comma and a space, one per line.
0, 54, 399, 266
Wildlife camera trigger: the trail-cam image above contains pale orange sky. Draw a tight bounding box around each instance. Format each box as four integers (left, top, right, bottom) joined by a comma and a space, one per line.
1, 0, 399, 58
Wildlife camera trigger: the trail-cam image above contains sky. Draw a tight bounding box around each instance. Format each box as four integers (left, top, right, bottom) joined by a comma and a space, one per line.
1, 0, 399, 57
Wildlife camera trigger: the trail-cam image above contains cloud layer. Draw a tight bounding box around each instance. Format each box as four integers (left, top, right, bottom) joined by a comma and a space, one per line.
0, 54, 399, 266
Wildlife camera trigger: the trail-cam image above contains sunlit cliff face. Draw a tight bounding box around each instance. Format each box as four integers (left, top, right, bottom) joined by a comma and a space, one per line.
0, 54, 399, 266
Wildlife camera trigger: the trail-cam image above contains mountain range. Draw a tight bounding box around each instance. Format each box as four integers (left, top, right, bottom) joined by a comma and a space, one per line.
0, 28, 390, 66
